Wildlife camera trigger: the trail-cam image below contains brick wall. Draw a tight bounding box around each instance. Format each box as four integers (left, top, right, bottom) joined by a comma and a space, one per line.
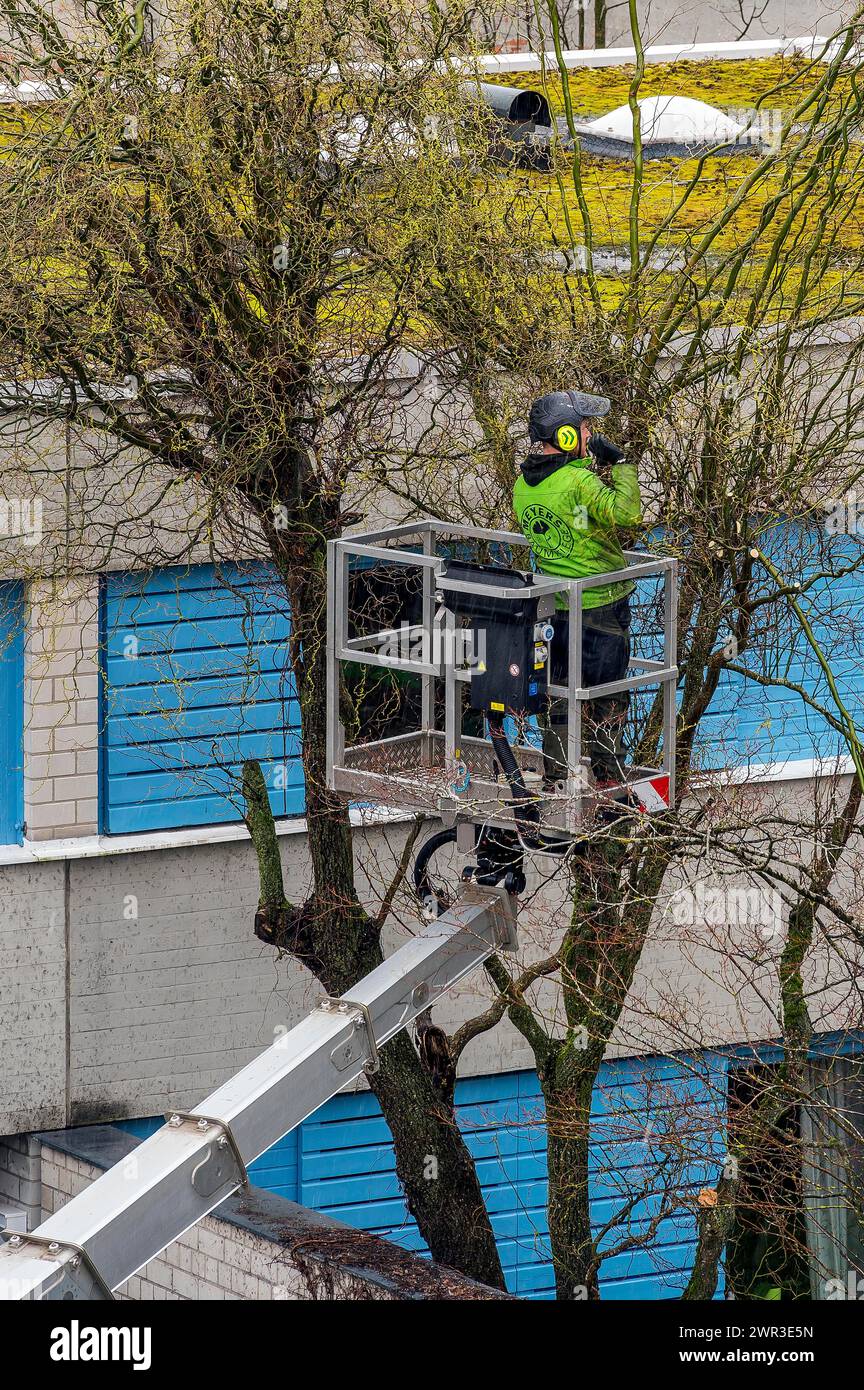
0, 1133, 41, 1230
40, 1145, 369, 1300
24, 576, 100, 840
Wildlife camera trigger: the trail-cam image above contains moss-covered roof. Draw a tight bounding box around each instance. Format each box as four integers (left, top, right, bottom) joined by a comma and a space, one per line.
489, 57, 864, 317
497, 55, 853, 119
3, 57, 861, 333
522, 150, 864, 252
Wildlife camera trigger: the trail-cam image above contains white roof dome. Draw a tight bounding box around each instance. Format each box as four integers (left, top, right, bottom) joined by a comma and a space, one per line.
586, 94, 744, 145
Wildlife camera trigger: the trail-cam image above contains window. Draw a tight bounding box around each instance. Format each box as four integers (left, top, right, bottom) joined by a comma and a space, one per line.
726, 1052, 864, 1301
801, 1055, 864, 1299
726, 1063, 810, 1300
0, 582, 24, 844
100, 563, 304, 834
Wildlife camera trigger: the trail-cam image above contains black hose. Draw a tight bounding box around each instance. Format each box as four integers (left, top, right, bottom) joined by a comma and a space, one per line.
487, 714, 571, 855
487, 717, 539, 821
413, 826, 460, 911
487, 713, 544, 842
412, 720, 572, 910
413, 821, 527, 906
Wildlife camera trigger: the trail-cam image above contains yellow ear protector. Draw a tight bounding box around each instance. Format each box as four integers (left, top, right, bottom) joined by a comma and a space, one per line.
555, 422, 580, 453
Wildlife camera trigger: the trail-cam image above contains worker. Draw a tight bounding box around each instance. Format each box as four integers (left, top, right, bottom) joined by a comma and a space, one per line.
512, 389, 642, 791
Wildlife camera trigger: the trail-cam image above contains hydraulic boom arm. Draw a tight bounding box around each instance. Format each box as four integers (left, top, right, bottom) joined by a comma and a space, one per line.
0, 883, 516, 1300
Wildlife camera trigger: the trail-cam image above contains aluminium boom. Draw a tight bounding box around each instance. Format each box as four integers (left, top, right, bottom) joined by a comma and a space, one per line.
0, 883, 516, 1300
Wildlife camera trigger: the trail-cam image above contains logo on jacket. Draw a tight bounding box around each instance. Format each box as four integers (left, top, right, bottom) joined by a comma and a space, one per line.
521, 503, 573, 558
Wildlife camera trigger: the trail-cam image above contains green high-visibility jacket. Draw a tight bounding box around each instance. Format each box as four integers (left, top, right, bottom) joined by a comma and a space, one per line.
513, 452, 642, 610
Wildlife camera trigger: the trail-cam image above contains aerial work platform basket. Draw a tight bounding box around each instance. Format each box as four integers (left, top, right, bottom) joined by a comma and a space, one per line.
326, 520, 678, 839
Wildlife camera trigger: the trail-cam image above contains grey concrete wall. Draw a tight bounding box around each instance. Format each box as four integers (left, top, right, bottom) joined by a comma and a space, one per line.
607, 1, 850, 48
1, 772, 861, 1137
0, 817, 551, 1136
65, 836, 313, 1122
487, 0, 852, 51
0, 861, 67, 1134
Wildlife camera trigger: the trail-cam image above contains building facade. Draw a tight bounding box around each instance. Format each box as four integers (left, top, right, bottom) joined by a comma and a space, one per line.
1, 528, 862, 1296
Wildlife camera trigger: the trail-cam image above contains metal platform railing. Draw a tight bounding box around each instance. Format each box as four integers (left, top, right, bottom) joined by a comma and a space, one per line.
327, 520, 677, 836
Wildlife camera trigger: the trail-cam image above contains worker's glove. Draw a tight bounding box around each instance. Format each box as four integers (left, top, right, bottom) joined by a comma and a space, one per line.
588, 433, 627, 467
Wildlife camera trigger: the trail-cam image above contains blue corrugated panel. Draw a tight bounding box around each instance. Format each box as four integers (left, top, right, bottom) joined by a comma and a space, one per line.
294, 1055, 728, 1298
115, 1053, 729, 1298
631, 525, 864, 771
100, 563, 304, 833
0, 583, 24, 844
113, 1039, 864, 1297
694, 525, 864, 768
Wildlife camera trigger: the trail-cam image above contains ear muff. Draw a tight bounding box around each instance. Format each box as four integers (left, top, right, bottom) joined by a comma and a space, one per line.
555, 423, 580, 453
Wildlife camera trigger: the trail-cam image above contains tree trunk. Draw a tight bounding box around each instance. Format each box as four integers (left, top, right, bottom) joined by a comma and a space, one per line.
594, 0, 607, 48
682, 1176, 737, 1300
542, 1060, 600, 1299
540, 842, 666, 1298
369, 1032, 506, 1286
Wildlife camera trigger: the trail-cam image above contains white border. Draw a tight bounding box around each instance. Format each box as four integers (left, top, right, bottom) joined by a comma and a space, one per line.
0, 35, 842, 105
473, 36, 835, 73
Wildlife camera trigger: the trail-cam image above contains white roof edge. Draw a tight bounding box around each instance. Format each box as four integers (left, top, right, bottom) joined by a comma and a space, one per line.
472, 35, 835, 73
3, 315, 863, 412
0, 36, 841, 104
718, 753, 857, 786
0, 803, 414, 866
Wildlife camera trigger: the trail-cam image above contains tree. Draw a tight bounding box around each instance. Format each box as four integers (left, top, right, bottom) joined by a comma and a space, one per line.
470, 0, 589, 54
0, 0, 563, 1290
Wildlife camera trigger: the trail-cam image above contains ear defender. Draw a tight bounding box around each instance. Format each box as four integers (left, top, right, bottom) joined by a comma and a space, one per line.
556, 423, 580, 453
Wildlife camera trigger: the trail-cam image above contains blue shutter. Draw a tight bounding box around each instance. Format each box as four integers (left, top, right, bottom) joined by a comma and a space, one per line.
114, 1041, 864, 1297
633, 523, 864, 770
0, 583, 24, 844
696, 523, 864, 768
111, 1051, 741, 1298
296, 1058, 727, 1300
100, 563, 304, 833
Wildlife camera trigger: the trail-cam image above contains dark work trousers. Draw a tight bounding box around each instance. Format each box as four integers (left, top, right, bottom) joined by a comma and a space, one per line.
544, 595, 632, 784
